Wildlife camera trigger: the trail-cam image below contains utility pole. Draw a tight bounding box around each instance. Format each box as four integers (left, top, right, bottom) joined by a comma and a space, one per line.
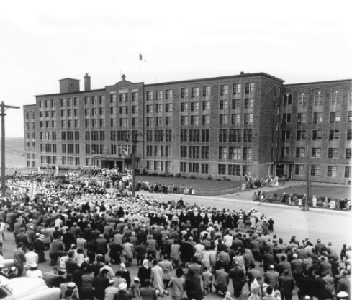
1, 101, 20, 197
302, 144, 310, 211
126, 131, 143, 198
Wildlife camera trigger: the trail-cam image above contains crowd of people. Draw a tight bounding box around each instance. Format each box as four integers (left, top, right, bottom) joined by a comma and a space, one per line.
0, 171, 350, 300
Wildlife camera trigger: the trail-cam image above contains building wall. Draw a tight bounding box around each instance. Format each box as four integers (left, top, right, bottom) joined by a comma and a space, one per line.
280, 80, 352, 184
23, 74, 352, 184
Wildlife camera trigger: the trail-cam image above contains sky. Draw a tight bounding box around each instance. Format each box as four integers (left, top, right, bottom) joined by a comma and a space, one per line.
0, 0, 351, 137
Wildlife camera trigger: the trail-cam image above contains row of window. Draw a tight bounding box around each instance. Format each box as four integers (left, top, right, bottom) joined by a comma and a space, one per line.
145, 83, 254, 101
146, 145, 172, 157
281, 147, 351, 159
281, 129, 352, 140
145, 130, 172, 142
180, 129, 251, 143
282, 91, 352, 107
145, 161, 171, 172
179, 162, 252, 176
295, 165, 351, 178
281, 111, 352, 124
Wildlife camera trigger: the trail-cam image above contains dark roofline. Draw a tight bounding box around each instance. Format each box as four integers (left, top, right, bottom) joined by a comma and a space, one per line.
145, 72, 285, 87
23, 104, 37, 107
285, 78, 352, 87
59, 78, 80, 81
35, 88, 105, 97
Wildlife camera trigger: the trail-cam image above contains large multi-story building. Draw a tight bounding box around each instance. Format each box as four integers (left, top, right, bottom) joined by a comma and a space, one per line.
23, 72, 352, 184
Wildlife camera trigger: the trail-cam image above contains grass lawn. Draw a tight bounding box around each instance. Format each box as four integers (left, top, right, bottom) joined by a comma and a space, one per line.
136, 175, 242, 192
276, 184, 351, 199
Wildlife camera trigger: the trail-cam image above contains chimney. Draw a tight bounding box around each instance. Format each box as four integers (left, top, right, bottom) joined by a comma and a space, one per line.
84, 73, 91, 91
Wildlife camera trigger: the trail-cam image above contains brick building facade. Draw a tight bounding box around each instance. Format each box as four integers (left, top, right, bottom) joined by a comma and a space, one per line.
23, 73, 352, 184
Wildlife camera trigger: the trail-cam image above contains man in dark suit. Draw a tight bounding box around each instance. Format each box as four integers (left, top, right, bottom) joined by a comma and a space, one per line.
185, 269, 203, 300
95, 234, 108, 258
279, 270, 295, 300
264, 265, 280, 290
229, 261, 245, 298
93, 269, 109, 300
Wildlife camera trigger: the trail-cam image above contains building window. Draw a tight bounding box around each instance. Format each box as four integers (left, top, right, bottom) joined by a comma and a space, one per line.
298, 93, 308, 108
243, 129, 252, 142
166, 89, 173, 99
201, 146, 209, 159
220, 85, 228, 96
189, 163, 199, 173
229, 129, 241, 142
202, 86, 210, 97
165, 103, 173, 112
201, 129, 209, 142
311, 148, 321, 158
314, 92, 324, 106
297, 113, 307, 124
218, 164, 226, 175
282, 113, 291, 124
232, 99, 240, 109
297, 130, 306, 140
180, 129, 187, 142
282, 131, 290, 140
283, 94, 293, 106
327, 166, 337, 177
331, 91, 341, 104
245, 82, 254, 94
244, 98, 254, 108
146, 91, 153, 101
109, 93, 116, 103
191, 102, 199, 112
280, 147, 290, 157
313, 112, 323, 123
311, 165, 320, 176
180, 102, 188, 112
329, 130, 339, 140
228, 164, 241, 176
233, 83, 241, 95
180, 162, 187, 172
181, 116, 188, 126
219, 100, 228, 110
243, 113, 253, 124
180, 146, 187, 158
345, 166, 351, 178
220, 114, 228, 125
232, 114, 240, 124
219, 129, 227, 142
348, 129, 352, 140
348, 111, 352, 122
156, 90, 163, 100
189, 146, 199, 159
201, 163, 209, 174
330, 111, 341, 123
201, 115, 210, 125
181, 88, 188, 99
202, 101, 210, 111
219, 146, 227, 159
296, 147, 305, 158
312, 130, 322, 140
189, 129, 200, 142
295, 164, 304, 176
229, 147, 241, 160
328, 148, 339, 158
191, 87, 199, 98
346, 148, 351, 159
243, 147, 252, 160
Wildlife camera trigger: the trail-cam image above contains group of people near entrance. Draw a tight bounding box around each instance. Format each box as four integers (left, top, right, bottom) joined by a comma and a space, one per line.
0, 171, 350, 300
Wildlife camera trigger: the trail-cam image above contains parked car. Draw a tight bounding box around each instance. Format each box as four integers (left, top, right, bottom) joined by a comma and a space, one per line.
0, 276, 60, 300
